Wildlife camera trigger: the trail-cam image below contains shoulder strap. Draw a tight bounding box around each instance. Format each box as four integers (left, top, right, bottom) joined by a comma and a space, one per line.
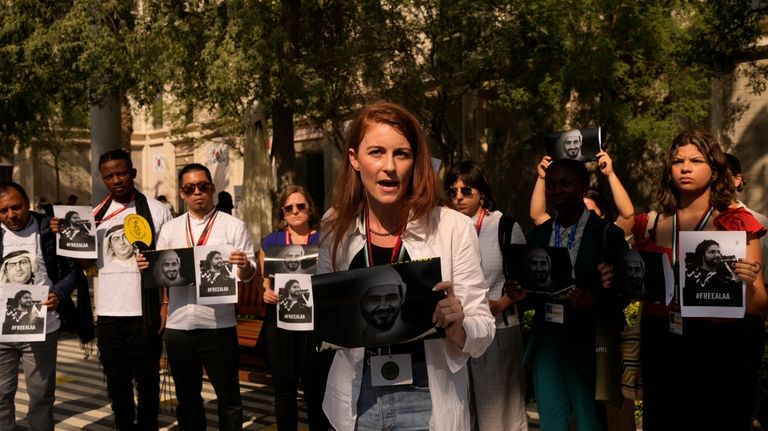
93, 196, 113, 222
497, 214, 518, 323
647, 211, 658, 242
497, 215, 516, 279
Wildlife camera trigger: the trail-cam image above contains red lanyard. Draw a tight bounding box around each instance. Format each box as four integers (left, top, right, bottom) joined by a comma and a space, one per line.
363, 207, 404, 267
285, 229, 310, 245
474, 209, 486, 235
92, 193, 136, 225
186, 210, 218, 246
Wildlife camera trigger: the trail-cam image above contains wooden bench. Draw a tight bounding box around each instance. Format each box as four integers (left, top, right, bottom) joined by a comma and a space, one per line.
235, 276, 269, 383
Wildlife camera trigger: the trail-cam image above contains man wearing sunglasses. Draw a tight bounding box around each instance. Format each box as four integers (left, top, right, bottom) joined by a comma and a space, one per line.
51, 149, 173, 430
140, 163, 257, 431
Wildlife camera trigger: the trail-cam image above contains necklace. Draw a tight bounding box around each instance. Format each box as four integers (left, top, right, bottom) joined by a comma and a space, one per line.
369, 227, 396, 237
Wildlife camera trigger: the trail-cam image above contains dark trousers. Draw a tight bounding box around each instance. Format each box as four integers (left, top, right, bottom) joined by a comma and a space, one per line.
165, 327, 242, 431
263, 313, 334, 431
642, 312, 749, 430
97, 316, 162, 431
744, 313, 766, 422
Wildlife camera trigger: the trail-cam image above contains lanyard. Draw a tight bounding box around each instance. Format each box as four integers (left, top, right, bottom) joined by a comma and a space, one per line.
362, 207, 405, 267
474, 209, 486, 235
92, 193, 136, 225
553, 216, 581, 250
285, 229, 310, 245
186, 210, 218, 247
671, 206, 713, 267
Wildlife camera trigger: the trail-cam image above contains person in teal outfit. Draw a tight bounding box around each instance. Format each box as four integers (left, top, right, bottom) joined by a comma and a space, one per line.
524, 159, 628, 431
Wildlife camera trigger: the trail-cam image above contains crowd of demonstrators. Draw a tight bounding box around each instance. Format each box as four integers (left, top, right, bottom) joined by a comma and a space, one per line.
318, 102, 495, 430
443, 161, 528, 431
259, 185, 334, 431
3, 102, 768, 431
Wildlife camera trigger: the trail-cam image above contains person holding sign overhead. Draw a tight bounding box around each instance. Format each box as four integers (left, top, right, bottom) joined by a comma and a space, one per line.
259, 185, 332, 430
138, 163, 256, 431
318, 102, 494, 430
525, 158, 628, 430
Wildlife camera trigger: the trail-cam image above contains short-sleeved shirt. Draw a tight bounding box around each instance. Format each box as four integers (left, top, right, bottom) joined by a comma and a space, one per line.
95, 197, 172, 316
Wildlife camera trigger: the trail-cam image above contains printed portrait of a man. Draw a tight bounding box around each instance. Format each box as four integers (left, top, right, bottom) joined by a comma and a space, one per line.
2, 289, 44, 335
358, 266, 408, 345
558, 129, 583, 160
199, 250, 234, 288
525, 246, 553, 292
278, 279, 311, 323
59, 210, 94, 250
623, 249, 646, 297
280, 245, 305, 273
0, 250, 34, 285
104, 225, 135, 267
683, 239, 742, 307
157, 249, 193, 287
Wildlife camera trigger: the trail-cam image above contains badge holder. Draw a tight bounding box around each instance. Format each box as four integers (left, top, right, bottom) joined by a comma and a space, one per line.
545, 302, 565, 324
370, 347, 413, 387
669, 311, 683, 335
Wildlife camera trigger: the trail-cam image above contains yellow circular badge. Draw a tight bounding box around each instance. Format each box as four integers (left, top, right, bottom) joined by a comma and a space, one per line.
123, 214, 153, 248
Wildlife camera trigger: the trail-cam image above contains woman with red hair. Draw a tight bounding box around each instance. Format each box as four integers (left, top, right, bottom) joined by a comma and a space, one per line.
318, 102, 495, 430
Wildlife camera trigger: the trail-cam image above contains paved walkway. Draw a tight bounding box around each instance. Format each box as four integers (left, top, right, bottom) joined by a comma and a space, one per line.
12, 334, 542, 430
12, 334, 302, 430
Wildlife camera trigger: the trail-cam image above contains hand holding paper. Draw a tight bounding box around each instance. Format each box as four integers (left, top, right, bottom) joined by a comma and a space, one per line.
432, 281, 466, 349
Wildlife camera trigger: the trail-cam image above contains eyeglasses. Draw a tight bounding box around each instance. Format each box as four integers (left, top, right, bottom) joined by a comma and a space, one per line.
181, 182, 212, 195
446, 187, 473, 199
282, 203, 307, 214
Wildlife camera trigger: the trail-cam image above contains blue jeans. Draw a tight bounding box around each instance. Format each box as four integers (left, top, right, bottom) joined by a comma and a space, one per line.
355, 359, 431, 431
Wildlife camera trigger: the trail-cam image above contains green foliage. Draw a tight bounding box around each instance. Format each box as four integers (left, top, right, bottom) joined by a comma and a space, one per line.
1, 0, 767, 201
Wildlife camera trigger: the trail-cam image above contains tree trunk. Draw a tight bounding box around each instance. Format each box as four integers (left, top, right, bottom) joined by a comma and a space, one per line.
271, 100, 298, 192
90, 94, 122, 202
242, 104, 273, 246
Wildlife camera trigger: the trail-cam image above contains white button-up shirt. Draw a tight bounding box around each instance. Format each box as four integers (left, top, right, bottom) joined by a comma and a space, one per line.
319, 206, 495, 430
157, 210, 256, 330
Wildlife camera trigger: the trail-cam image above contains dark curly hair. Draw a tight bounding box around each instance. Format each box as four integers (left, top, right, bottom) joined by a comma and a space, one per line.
657, 130, 734, 214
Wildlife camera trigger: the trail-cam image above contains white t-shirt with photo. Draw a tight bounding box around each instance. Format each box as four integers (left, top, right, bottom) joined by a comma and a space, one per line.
95, 198, 172, 316
1, 218, 58, 333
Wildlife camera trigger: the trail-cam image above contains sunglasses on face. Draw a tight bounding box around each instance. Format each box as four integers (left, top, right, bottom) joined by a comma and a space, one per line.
446, 187, 474, 199
181, 182, 212, 195
283, 203, 307, 214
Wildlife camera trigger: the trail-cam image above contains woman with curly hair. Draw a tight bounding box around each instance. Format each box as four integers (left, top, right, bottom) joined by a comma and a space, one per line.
628, 130, 766, 430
